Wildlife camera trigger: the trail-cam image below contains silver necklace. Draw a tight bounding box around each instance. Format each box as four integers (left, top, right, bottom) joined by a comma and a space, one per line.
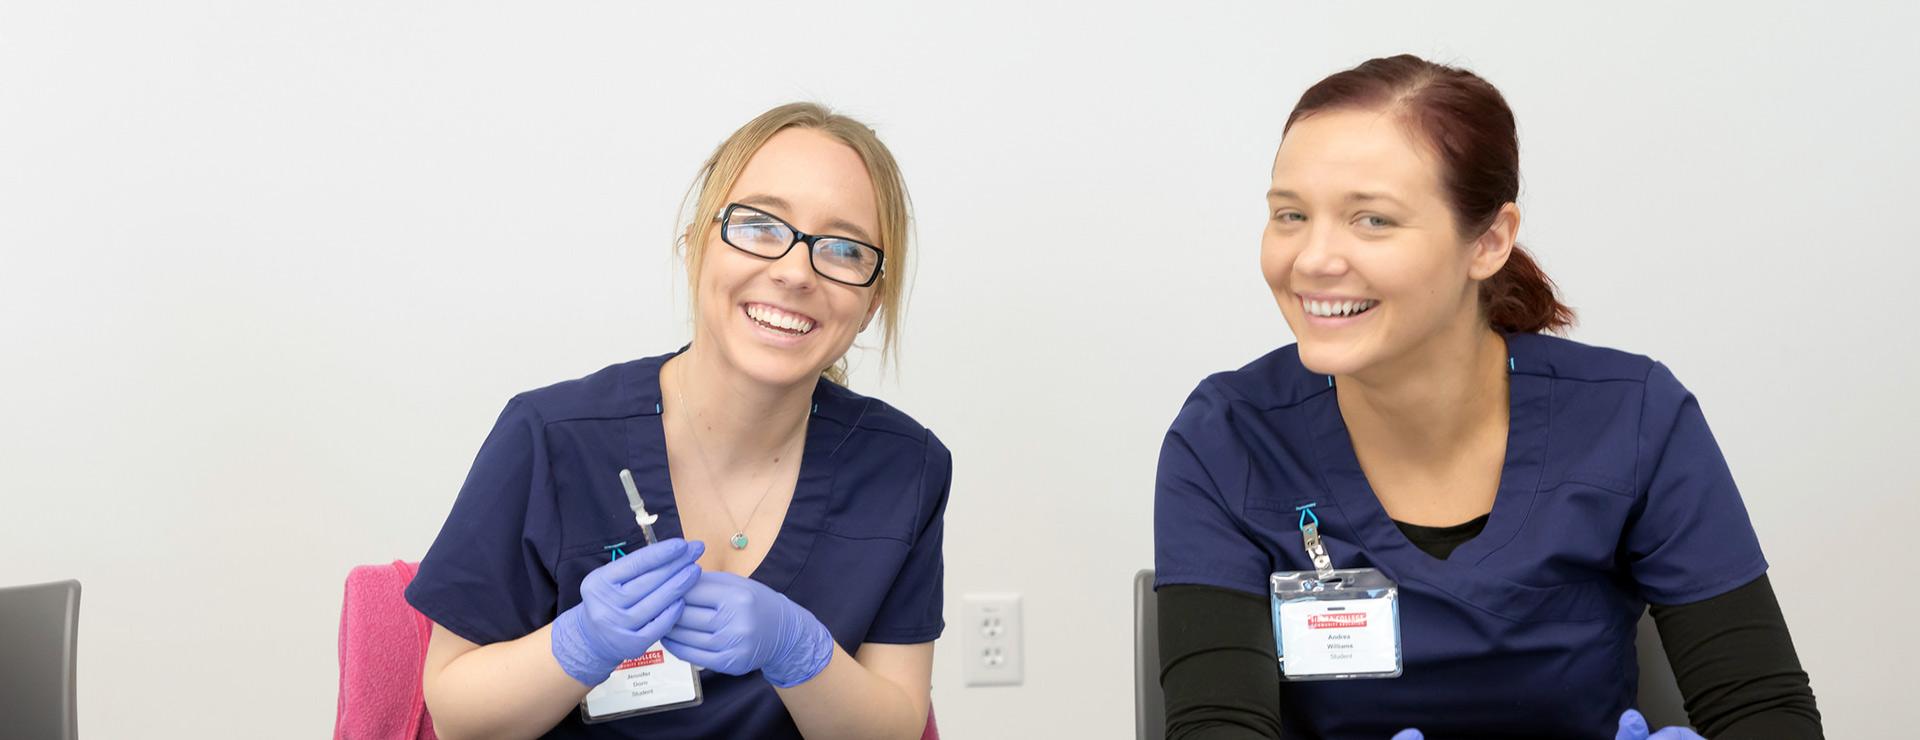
672, 364, 803, 550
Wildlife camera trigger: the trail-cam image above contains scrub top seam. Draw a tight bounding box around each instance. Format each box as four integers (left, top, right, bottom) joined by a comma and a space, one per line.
1167, 420, 1274, 586
863, 625, 945, 644
1154, 570, 1268, 598
833, 412, 931, 444
840, 425, 926, 442
1240, 384, 1334, 414
409, 592, 515, 647
1170, 428, 1268, 554
812, 529, 914, 545
1397, 570, 1617, 626
1644, 558, 1769, 606
519, 399, 568, 579
911, 431, 937, 546
533, 411, 655, 426
1632, 362, 1658, 495
1510, 370, 1647, 385
543, 428, 596, 566
1169, 429, 1232, 506
1467, 372, 1557, 565
824, 397, 873, 459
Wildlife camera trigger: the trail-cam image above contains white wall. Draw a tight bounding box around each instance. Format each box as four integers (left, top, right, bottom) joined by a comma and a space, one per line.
4, 1, 1915, 737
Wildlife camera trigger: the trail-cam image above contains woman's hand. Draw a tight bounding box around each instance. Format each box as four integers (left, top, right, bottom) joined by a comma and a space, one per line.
662, 570, 836, 688
549, 538, 705, 686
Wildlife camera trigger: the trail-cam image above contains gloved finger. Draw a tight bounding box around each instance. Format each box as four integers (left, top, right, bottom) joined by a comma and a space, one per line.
598, 538, 699, 586
671, 603, 725, 634
661, 623, 733, 652
679, 570, 752, 609
1647, 728, 1705, 740
623, 598, 686, 646
1616, 709, 1650, 740
614, 554, 703, 606
616, 563, 702, 624
1390, 730, 1424, 740
661, 636, 742, 674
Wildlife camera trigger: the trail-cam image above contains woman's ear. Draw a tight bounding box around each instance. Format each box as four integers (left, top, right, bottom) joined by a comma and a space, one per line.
1468, 202, 1520, 281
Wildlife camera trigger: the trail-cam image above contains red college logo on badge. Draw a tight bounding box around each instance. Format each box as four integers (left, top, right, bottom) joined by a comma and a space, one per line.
1308, 612, 1368, 630
616, 649, 666, 670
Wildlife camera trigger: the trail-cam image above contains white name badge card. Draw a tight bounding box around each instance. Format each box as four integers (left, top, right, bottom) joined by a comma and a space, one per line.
579, 644, 704, 723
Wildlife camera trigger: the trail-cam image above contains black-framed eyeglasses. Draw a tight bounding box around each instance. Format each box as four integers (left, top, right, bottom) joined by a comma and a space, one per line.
714, 203, 886, 288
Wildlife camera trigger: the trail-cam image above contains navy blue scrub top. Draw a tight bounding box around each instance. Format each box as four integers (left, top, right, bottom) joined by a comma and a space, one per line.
1154, 333, 1768, 740
406, 351, 951, 739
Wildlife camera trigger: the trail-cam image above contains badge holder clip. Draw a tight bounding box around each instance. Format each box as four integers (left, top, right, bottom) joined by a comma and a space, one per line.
1269, 503, 1403, 681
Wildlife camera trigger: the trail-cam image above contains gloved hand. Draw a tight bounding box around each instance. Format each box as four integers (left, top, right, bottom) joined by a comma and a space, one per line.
550, 538, 705, 686
662, 570, 836, 688
1389, 709, 1705, 740
1616, 709, 1706, 739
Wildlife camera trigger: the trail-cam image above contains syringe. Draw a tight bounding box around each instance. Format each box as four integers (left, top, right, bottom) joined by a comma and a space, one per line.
618, 468, 659, 545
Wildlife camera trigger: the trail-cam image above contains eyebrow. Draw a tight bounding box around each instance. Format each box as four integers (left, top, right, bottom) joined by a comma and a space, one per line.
735, 194, 876, 243
1267, 189, 1411, 210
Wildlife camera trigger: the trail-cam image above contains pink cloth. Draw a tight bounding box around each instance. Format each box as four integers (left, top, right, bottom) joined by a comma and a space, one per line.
335, 560, 436, 740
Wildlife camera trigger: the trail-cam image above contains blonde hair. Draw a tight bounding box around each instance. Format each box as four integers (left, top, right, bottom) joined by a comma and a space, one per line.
677, 102, 912, 386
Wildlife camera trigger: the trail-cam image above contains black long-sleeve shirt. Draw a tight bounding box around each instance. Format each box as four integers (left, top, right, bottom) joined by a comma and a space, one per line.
1158, 516, 1821, 739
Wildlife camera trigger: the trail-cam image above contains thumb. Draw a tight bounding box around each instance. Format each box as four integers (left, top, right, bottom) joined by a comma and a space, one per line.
1390, 730, 1424, 740
1616, 709, 1650, 740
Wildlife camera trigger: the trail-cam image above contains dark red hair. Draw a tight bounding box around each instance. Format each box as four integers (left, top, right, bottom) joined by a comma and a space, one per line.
1283, 54, 1575, 334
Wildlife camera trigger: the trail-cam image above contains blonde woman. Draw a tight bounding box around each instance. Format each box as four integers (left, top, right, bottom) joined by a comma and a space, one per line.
407, 103, 946, 739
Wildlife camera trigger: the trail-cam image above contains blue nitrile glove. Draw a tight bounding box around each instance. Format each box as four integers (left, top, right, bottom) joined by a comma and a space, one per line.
1616, 709, 1706, 740
550, 538, 705, 686
661, 570, 835, 688
1390, 730, 1423, 740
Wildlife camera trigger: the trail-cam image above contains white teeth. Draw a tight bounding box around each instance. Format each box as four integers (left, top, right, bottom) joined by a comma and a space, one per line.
1304, 298, 1375, 318
747, 304, 814, 333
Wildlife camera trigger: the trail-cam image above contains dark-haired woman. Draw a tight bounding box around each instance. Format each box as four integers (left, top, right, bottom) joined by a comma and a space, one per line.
1152, 55, 1821, 739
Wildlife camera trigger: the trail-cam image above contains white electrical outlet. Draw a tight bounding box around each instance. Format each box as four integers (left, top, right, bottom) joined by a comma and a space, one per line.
960, 593, 1024, 687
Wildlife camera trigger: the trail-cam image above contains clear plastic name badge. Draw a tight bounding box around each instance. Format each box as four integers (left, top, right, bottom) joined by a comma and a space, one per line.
579, 644, 704, 723
1270, 567, 1403, 680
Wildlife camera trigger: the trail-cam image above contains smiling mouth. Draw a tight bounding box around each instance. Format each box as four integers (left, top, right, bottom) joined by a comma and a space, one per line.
1301, 297, 1379, 318
743, 302, 817, 335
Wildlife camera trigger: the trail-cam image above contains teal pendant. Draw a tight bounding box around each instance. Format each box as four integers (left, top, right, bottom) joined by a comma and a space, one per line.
730, 532, 749, 550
